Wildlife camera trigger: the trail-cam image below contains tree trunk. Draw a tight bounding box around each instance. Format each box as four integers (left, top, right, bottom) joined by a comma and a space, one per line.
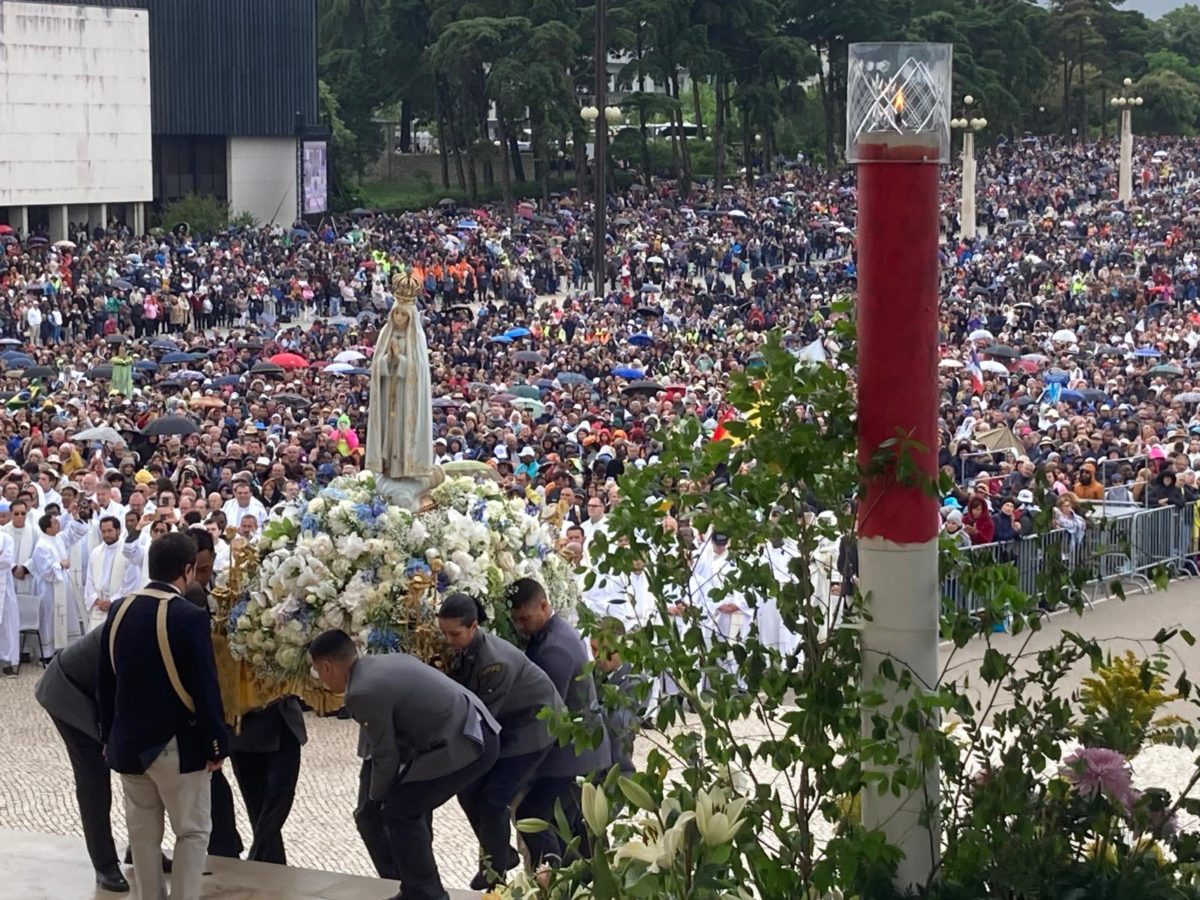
510, 135, 526, 183
1077, 37, 1088, 140
478, 68, 493, 189
1062, 57, 1071, 136
817, 46, 836, 167
691, 69, 705, 138
637, 27, 651, 182
714, 75, 726, 191
742, 105, 753, 187
673, 72, 692, 198
400, 98, 413, 154
574, 124, 588, 198
435, 79, 450, 188
497, 116, 513, 209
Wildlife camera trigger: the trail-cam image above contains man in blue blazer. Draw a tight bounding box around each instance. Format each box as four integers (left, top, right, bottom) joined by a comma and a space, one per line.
98, 532, 227, 900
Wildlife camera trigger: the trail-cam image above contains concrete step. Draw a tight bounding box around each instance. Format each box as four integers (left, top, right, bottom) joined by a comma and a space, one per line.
0, 828, 482, 899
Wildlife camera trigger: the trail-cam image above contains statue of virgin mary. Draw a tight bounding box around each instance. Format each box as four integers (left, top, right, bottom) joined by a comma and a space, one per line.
365, 270, 440, 509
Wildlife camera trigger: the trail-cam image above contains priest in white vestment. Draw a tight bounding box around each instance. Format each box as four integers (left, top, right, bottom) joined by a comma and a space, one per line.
758, 532, 801, 655
4, 501, 39, 656
31, 511, 89, 654
689, 533, 749, 685
84, 517, 127, 630
0, 520, 16, 672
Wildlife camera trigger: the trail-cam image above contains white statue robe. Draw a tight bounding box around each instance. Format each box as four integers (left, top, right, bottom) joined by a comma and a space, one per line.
365, 303, 433, 488
85, 540, 128, 630
0, 532, 17, 666
32, 520, 88, 654
758, 540, 801, 655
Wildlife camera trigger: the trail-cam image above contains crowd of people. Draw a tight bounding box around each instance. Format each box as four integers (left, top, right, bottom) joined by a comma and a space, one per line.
6, 131, 1200, 897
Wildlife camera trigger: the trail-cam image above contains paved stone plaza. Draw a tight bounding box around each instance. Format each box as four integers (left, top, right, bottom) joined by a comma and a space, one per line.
2, 581, 1199, 891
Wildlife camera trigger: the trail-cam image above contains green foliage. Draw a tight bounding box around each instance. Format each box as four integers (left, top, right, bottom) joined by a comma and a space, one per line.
153, 194, 230, 237
1079, 650, 1186, 756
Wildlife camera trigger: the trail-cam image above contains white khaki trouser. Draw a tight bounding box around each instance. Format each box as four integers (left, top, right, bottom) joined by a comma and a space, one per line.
120, 738, 213, 900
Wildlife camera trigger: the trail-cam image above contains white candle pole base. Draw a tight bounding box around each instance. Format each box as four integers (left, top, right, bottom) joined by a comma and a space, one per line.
1118, 108, 1133, 203
960, 131, 976, 240
858, 535, 941, 891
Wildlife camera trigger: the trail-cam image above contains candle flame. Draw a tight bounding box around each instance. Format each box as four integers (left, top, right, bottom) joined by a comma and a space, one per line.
891, 87, 906, 115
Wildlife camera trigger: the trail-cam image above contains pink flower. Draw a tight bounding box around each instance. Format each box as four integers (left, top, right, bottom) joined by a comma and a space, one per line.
1061, 747, 1135, 809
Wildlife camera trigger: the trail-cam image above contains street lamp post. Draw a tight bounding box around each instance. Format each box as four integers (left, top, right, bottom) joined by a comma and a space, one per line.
581, 102, 622, 300
1111, 78, 1144, 203
950, 96, 987, 240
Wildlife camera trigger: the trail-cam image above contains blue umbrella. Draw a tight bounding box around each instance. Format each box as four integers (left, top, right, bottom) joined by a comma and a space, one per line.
490, 335, 513, 344
151, 338, 179, 351
1059, 389, 1085, 404
210, 374, 242, 387
457, 219, 480, 230
1134, 347, 1162, 358
612, 366, 644, 379
628, 333, 654, 347
161, 351, 195, 365
109, 278, 133, 292
505, 327, 532, 339
556, 372, 588, 384
133, 359, 159, 371
1, 352, 34, 366
1043, 369, 1069, 384
345, 366, 369, 376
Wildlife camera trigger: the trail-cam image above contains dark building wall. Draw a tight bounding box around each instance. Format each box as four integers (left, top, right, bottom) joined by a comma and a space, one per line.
30, 0, 318, 137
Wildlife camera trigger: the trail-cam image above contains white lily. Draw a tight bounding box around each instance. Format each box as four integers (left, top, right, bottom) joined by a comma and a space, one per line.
581, 782, 609, 836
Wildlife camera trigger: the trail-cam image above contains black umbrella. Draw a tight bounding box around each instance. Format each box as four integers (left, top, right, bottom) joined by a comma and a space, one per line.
1005, 396, 1036, 409
238, 340, 265, 351
110, 278, 133, 292
3, 354, 35, 368
636, 306, 662, 318
0, 338, 22, 347
622, 380, 664, 396
270, 392, 311, 408
1080, 389, 1109, 402
250, 363, 285, 377
438, 198, 457, 207
556, 372, 588, 384
983, 345, 1019, 359
23, 366, 56, 379
513, 350, 544, 365
87, 365, 113, 380
104, 334, 125, 345
150, 338, 179, 351
142, 415, 200, 436
1093, 345, 1124, 357
432, 397, 463, 409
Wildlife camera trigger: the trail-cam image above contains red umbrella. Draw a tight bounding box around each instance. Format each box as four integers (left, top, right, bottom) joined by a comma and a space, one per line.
0, 225, 12, 235
269, 352, 309, 370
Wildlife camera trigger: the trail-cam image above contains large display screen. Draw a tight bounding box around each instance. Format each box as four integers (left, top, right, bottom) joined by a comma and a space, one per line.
301, 141, 329, 215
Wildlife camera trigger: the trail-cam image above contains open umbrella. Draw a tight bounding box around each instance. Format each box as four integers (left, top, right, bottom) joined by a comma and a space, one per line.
636, 306, 662, 318
2, 353, 35, 368
1174, 391, 1200, 403
250, 363, 286, 378
71, 426, 127, 446
160, 351, 195, 365
1092, 345, 1123, 357
0, 339, 22, 347
271, 392, 312, 408
509, 384, 542, 400
628, 333, 654, 347
556, 372, 588, 384
1080, 389, 1110, 403
190, 396, 226, 410
87, 365, 113, 380
1043, 369, 1069, 384
142, 416, 200, 437
983, 345, 1019, 358
490, 335, 514, 344
1134, 347, 1162, 358
333, 350, 366, 363
640, 284, 663, 294
981, 361, 1009, 375
432, 397, 463, 409
134, 359, 159, 372
511, 398, 545, 415
23, 366, 55, 379
612, 366, 644, 379
504, 327, 532, 340
210, 374, 243, 387
269, 352, 309, 370
1052, 329, 1077, 343
968, 329, 994, 342
1021, 353, 1049, 363
151, 338, 179, 351
939, 359, 964, 369
104, 334, 126, 345
1149, 364, 1185, 377
513, 350, 544, 365
1060, 389, 1085, 404
1012, 359, 1041, 375
622, 380, 664, 396
109, 278, 133, 292
1005, 396, 1037, 409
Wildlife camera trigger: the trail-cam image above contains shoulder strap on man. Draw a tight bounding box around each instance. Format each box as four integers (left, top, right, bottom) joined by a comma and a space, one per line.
107, 587, 196, 714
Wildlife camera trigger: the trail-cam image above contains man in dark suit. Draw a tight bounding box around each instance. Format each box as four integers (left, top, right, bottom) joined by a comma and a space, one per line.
98, 532, 228, 900
508, 577, 612, 866
309, 629, 501, 900
230, 698, 307, 864
437, 592, 564, 890
35, 628, 128, 892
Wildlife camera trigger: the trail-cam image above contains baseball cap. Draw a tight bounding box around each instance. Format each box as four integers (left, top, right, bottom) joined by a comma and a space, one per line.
1016, 489, 1034, 504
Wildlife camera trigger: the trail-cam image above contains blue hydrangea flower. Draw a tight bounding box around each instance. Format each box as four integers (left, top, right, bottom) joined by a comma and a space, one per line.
367, 627, 402, 654
300, 514, 320, 533
471, 500, 486, 522
405, 558, 432, 578
227, 598, 250, 636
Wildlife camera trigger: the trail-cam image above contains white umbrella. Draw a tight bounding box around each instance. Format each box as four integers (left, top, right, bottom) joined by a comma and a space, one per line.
939, 359, 964, 369
71, 426, 127, 447
646, 255, 665, 264
54, 239, 77, 250
323, 362, 356, 375
728, 210, 749, 219
1022, 353, 1049, 363
968, 329, 994, 342
981, 360, 1009, 375
1052, 329, 1077, 343
334, 350, 366, 363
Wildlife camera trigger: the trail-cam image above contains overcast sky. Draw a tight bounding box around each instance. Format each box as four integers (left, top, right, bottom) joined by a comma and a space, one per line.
1126, 0, 1179, 19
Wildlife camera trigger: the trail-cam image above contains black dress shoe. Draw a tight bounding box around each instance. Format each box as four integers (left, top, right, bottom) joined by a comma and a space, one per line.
96, 866, 130, 893
1, 665, 15, 677
122, 849, 172, 872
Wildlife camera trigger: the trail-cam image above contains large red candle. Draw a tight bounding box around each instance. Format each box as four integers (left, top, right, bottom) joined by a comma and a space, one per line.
855, 135, 942, 545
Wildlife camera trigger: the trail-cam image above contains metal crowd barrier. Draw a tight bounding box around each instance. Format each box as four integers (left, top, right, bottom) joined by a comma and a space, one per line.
942, 500, 1199, 615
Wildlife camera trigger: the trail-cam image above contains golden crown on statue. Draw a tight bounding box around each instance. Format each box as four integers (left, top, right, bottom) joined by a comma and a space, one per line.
391, 269, 422, 304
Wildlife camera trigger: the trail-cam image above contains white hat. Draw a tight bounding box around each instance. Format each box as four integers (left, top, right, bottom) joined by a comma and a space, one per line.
494, 446, 509, 460
519, 446, 535, 458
